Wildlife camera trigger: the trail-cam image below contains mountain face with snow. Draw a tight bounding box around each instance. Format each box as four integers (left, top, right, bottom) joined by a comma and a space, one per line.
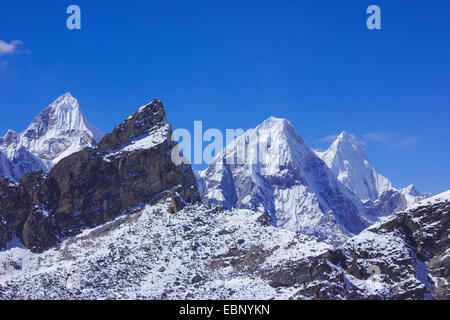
200, 117, 368, 243
0, 97, 447, 301
0, 99, 200, 252
315, 131, 430, 217
299, 191, 450, 300
315, 132, 392, 201
0, 93, 103, 181
0, 189, 447, 300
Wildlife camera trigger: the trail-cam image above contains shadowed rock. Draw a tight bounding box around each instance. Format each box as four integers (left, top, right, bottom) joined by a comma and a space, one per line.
0, 99, 200, 252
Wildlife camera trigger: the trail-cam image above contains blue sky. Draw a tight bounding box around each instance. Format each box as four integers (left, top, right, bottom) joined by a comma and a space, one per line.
0, 0, 449, 194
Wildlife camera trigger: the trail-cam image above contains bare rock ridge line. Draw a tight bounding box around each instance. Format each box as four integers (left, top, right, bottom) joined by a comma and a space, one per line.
0, 98, 201, 253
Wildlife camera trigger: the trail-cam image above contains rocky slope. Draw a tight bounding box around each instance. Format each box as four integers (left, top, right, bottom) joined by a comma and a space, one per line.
0, 98, 446, 300
0, 99, 200, 253
289, 191, 450, 299
0, 93, 103, 181
200, 117, 368, 243
0, 190, 447, 300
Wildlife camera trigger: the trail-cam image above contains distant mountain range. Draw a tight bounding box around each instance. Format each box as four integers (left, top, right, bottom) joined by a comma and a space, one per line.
0, 94, 446, 300
198, 118, 429, 243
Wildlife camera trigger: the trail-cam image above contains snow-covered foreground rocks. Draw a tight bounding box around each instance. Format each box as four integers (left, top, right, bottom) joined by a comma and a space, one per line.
317, 191, 450, 299
1, 191, 448, 300
0, 202, 330, 300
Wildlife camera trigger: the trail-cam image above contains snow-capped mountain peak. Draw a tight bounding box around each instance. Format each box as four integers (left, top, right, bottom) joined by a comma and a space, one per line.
258, 116, 290, 129
254, 116, 311, 166
315, 131, 392, 201
402, 184, 420, 197
24, 92, 103, 144
201, 119, 368, 243
316, 131, 430, 218
399, 184, 430, 206
0, 93, 103, 181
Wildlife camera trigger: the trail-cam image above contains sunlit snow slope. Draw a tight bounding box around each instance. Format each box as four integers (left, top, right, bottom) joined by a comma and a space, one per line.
0, 93, 103, 181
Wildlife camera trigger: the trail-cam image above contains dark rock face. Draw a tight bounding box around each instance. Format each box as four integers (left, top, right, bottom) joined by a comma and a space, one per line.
264, 196, 450, 300
0, 99, 201, 253
377, 199, 449, 300
365, 189, 407, 217
365, 188, 432, 219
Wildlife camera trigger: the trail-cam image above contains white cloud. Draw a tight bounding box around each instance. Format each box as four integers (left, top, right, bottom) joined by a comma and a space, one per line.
316, 131, 418, 150
0, 40, 30, 56
317, 134, 339, 143
362, 132, 388, 143
361, 131, 418, 148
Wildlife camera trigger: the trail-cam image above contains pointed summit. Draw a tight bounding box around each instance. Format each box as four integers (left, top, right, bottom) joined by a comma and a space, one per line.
316, 131, 392, 201
97, 98, 169, 153
25, 93, 103, 142
336, 131, 357, 143
258, 116, 289, 127
398, 184, 430, 206
0, 93, 103, 181
53, 92, 75, 104
333, 131, 360, 151
257, 117, 297, 133
403, 184, 421, 196
201, 118, 368, 243
337, 130, 351, 138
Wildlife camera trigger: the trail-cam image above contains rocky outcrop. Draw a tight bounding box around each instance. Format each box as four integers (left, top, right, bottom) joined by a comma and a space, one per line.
0, 192, 448, 300
0, 99, 201, 253
364, 189, 407, 217
365, 187, 432, 220
266, 193, 450, 299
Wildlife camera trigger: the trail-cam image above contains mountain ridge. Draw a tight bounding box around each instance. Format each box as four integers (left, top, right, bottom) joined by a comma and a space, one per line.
200, 116, 369, 243
1, 188, 447, 299
0, 98, 200, 252
314, 131, 393, 201
0, 93, 103, 181
315, 131, 431, 218
0, 96, 447, 300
